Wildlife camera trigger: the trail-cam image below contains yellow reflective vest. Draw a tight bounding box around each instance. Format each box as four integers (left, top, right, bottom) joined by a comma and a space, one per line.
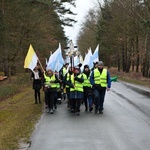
56, 82, 60, 89
44, 73, 57, 88
82, 73, 92, 88
44, 72, 50, 87
70, 74, 83, 92
65, 73, 71, 88
62, 67, 67, 76
94, 68, 107, 87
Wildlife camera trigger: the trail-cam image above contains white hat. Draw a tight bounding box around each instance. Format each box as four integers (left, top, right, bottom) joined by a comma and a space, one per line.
74, 66, 80, 69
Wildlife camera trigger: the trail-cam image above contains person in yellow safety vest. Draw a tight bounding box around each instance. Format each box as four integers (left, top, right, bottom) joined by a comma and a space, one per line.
63, 63, 69, 76
65, 66, 84, 116
63, 66, 74, 108
59, 63, 69, 80
90, 61, 111, 114
82, 65, 93, 112
43, 70, 49, 108
44, 69, 60, 114
60, 63, 69, 100
55, 71, 63, 105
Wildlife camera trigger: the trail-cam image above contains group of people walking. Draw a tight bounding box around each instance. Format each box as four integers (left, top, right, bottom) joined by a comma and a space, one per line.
30, 61, 111, 116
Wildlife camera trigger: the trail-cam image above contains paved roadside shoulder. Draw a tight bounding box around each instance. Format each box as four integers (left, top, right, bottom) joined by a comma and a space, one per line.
120, 81, 150, 98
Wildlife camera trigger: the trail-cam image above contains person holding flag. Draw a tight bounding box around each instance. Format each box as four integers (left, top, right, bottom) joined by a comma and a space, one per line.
24, 44, 44, 104
24, 44, 44, 72
30, 65, 43, 104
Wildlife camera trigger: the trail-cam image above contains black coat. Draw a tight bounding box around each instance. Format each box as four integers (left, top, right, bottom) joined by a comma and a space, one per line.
31, 70, 43, 90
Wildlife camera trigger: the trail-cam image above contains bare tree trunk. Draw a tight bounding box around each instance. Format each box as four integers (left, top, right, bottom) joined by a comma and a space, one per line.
125, 36, 130, 73
136, 35, 139, 72
1, 0, 10, 76
116, 49, 120, 71
122, 43, 126, 72
142, 33, 148, 77
132, 60, 134, 72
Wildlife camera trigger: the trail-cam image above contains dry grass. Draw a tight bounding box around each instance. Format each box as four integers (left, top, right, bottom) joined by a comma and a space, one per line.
109, 67, 150, 88
0, 73, 44, 150
0, 73, 31, 101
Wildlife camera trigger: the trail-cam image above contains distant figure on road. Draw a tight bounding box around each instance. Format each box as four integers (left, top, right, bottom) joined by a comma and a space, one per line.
90, 61, 111, 114
30, 65, 42, 104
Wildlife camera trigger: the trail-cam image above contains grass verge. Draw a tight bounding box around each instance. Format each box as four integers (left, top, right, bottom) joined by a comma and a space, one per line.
0, 73, 44, 150
0, 73, 32, 101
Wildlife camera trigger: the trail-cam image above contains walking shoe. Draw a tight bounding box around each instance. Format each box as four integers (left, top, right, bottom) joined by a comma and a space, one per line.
39, 101, 41, 103
50, 109, 54, 114
76, 112, 80, 116
99, 111, 103, 114
98, 109, 103, 114
85, 108, 88, 112
54, 105, 57, 110
57, 98, 62, 104
71, 109, 74, 113
99, 109, 103, 114
35, 101, 37, 104
89, 107, 93, 112
95, 108, 98, 114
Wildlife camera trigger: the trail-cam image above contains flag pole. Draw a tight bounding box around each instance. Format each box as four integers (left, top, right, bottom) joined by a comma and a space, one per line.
38, 59, 45, 72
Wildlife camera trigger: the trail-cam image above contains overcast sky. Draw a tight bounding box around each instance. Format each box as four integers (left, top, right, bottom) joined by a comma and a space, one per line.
64, 0, 101, 44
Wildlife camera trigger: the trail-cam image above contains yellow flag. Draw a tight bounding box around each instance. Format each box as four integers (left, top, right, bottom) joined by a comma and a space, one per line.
24, 44, 38, 71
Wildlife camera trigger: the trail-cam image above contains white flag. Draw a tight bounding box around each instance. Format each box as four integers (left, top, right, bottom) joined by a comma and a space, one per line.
47, 43, 64, 71
92, 44, 99, 63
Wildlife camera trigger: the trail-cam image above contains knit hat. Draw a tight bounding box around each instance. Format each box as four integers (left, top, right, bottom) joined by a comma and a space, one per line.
98, 61, 104, 66
93, 61, 98, 65
84, 65, 89, 69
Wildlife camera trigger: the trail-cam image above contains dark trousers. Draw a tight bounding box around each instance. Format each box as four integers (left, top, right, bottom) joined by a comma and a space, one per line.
94, 89, 106, 111
47, 92, 56, 110
34, 89, 41, 103
54, 92, 58, 105
44, 91, 48, 105
66, 88, 70, 107
83, 94, 93, 109
57, 91, 62, 99
66, 88, 70, 99
72, 99, 81, 112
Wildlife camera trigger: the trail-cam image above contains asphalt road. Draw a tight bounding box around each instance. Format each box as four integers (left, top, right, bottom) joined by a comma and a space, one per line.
27, 81, 150, 150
